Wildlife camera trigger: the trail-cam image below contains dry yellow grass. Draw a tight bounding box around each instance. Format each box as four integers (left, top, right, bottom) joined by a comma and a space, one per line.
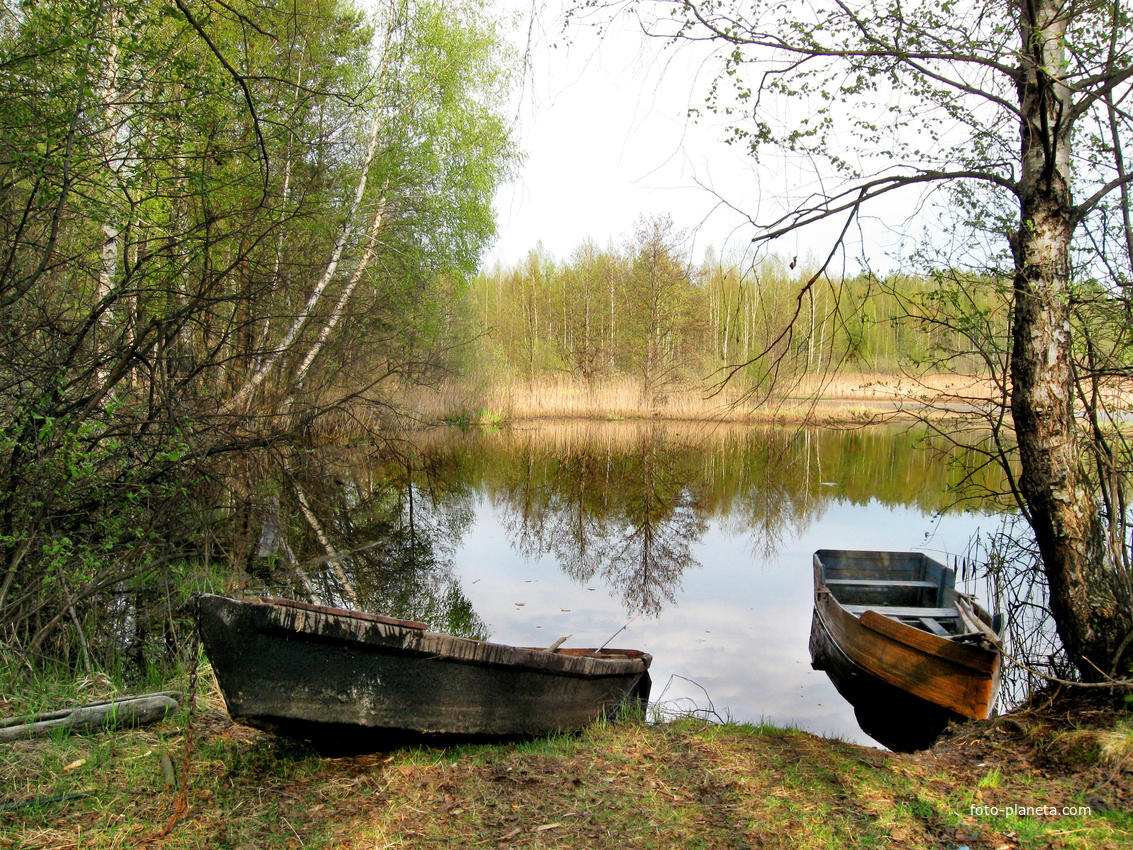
398, 373, 1005, 425
787, 372, 1001, 402
1100, 721, 1133, 768
330, 370, 1133, 432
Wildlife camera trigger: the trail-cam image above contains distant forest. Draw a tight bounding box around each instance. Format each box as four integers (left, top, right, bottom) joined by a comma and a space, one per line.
463, 215, 1006, 401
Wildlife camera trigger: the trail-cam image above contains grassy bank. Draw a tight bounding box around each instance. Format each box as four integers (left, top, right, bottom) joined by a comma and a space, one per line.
1, 669, 1130, 849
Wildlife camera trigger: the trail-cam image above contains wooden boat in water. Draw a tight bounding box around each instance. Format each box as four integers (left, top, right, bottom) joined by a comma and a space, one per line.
195, 594, 652, 748
809, 549, 1004, 730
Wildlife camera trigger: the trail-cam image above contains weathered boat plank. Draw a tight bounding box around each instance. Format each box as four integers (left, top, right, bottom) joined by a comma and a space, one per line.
809, 608, 954, 752
843, 605, 960, 619
858, 610, 998, 675
826, 579, 938, 589
0, 694, 179, 742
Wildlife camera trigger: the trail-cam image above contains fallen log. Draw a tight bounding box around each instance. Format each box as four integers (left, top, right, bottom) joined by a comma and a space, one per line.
0, 691, 181, 729
0, 693, 180, 742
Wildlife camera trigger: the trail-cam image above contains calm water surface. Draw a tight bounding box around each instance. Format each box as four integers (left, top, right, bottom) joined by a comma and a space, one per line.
261, 420, 1011, 748
454, 496, 995, 746
448, 429, 999, 747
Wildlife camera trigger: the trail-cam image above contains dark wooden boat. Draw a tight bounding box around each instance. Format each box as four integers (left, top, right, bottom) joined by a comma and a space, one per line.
809, 549, 1003, 726
195, 594, 652, 747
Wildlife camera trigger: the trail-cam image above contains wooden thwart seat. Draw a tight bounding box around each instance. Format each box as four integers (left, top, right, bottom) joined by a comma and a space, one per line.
825, 578, 938, 589
843, 604, 960, 619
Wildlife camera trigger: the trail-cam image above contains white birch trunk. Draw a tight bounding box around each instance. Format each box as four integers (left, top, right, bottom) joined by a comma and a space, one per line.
94, 6, 124, 388
290, 193, 388, 390
225, 107, 383, 410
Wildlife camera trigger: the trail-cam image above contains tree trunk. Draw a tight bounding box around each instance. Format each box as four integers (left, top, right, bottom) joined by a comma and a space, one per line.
225, 104, 383, 411
1010, 0, 1133, 680
94, 5, 124, 389
291, 194, 387, 391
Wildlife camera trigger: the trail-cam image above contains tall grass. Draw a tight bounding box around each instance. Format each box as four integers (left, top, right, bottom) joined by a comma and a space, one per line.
314, 368, 1133, 434
395, 372, 1005, 425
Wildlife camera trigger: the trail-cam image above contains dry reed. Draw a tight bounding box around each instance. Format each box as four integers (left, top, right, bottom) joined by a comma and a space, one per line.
396, 373, 1007, 425
323, 370, 1133, 432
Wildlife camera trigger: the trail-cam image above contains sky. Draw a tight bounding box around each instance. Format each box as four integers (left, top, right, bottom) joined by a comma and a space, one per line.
482, 2, 923, 273
485, 5, 740, 266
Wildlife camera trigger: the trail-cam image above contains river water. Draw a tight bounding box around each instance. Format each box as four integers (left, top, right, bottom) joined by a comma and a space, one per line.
254, 420, 1015, 748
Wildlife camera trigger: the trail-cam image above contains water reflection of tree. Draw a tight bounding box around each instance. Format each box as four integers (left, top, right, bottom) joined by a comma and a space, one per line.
250, 446, 487, 639
477, 422, 1008, 615
496, 426, 706, 615
711, 428, 818, 561
239, 424, 1008, 637
706, 426, 1006, 561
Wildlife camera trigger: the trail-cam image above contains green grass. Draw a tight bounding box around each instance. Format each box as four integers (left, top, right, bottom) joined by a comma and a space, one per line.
2, 667, 1131, 849
977, 766, 1005, 788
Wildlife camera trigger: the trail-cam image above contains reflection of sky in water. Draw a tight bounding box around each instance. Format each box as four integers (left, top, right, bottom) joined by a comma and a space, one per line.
453, 492, 994, 748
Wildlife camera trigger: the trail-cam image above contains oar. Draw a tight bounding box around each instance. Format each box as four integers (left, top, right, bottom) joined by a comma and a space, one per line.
956, 596, 1002, 646
593, 614, 641, 655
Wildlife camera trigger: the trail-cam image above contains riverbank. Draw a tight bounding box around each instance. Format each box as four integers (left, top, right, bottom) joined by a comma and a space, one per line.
394, 373, 1003, 427
2, 675, 1129, 849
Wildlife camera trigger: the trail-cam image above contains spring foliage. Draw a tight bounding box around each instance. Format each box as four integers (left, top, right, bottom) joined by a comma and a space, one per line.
0, 0, 516, 667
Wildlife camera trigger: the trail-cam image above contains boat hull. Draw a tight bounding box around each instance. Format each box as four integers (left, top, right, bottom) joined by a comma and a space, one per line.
809, 608, 957, 751
196, 594, 652, 746
812, 550, 1002, 721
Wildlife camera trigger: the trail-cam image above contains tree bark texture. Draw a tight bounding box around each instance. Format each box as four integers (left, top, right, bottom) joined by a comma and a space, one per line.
1010, 0, 1133, 679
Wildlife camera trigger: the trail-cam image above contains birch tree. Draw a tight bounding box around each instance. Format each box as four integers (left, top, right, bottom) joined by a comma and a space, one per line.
598, 0, 1133, 680
0, 0, 516, 663
623, 215, 699, 405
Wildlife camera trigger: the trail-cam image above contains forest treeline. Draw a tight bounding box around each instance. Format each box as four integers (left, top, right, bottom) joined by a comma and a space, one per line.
465, 216, 1006, 403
